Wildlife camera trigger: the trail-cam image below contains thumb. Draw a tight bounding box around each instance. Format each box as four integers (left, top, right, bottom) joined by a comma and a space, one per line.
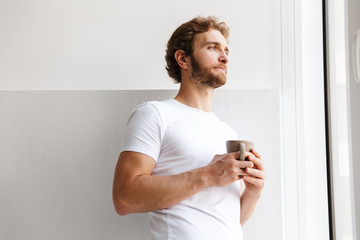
227, 151, 240, 160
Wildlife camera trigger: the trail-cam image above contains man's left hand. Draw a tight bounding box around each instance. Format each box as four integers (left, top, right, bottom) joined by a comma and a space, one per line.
242, 149, 266, 198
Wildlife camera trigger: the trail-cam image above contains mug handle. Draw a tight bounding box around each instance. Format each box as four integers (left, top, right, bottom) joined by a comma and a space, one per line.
239, 143, 246, 161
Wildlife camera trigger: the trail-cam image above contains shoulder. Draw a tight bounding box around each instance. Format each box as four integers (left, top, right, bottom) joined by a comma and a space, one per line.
131, 99, 176, 119
132, 99, 174, 114
127, 99, 177, 127
129, 101, 164, 119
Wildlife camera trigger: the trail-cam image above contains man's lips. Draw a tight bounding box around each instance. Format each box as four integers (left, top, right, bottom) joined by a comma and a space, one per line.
213, 66, 227, 73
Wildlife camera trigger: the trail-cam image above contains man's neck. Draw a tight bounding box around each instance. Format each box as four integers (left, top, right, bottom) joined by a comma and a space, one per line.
174, 80, 214, 112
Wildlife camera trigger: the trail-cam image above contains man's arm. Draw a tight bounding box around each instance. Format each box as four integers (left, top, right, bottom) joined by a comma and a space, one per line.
112, 151, 254, 215
240, 149, 266, 225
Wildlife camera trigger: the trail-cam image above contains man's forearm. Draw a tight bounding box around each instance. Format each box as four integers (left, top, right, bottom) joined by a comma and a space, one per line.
240, 189, 261, 225
113, 167, 209, 215
113, 151, 254, 216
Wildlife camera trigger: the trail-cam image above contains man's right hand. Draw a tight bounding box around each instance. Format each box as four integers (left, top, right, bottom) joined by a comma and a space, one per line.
205, 152, 254, 187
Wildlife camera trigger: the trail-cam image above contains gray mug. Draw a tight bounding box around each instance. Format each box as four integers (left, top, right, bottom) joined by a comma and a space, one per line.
226, 140, 255, 161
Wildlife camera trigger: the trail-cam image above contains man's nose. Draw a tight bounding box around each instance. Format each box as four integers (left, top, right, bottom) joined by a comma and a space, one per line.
219, 51, 229, 64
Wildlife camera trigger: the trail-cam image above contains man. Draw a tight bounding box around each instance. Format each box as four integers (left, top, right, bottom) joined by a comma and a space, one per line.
112, 16, 265, 240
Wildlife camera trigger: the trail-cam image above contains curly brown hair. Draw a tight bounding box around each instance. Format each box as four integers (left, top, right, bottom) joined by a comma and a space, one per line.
165, 16, 230, 83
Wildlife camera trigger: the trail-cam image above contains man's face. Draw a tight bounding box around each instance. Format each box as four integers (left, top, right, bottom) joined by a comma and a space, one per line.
189, 29, 229, 88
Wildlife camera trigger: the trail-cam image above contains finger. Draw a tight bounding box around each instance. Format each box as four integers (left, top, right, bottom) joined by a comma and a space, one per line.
227, 151, 240, 160
243, 175, 265, 187
245, 167, 266, 179
244, 151, 257, 161
251, 149, 261, 159
238, 160, 254, 169
247, 154, 265, 171
238, 168, 250, 176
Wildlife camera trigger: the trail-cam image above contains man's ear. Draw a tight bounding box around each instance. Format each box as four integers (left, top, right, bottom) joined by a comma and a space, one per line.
174, 50, 190, 70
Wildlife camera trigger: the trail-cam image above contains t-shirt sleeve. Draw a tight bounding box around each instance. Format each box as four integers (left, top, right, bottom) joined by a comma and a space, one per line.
121, 102, 163, 162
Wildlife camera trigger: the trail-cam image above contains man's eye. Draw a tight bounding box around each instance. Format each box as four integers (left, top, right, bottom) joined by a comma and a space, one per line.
209, 46, 216, 50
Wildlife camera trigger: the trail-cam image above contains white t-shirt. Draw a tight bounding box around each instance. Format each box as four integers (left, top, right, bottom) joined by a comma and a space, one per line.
121, 99, 243, 240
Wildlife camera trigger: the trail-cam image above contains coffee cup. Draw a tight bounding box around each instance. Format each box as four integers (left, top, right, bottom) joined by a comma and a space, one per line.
226, 140, 255, 161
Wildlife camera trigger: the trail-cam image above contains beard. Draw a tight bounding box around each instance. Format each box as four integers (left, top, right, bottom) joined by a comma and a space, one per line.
190, 55, 227, 88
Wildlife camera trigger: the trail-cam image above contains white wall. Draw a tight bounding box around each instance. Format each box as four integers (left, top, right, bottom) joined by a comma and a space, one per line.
0, 0, 281, 90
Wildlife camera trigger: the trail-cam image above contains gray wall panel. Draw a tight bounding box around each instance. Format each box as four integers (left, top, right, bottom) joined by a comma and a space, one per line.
0, 90, 281, 239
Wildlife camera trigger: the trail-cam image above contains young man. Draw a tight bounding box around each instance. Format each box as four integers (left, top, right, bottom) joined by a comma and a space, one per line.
112, 16, 265, 240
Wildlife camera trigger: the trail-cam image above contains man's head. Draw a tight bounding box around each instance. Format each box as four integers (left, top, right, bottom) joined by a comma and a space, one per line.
165, 16, 230, 84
